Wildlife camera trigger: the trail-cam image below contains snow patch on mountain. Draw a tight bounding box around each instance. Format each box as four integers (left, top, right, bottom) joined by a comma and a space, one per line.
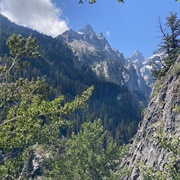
127, 50, 164, 88
57, 24, 153, 105
127, 50, 145, 62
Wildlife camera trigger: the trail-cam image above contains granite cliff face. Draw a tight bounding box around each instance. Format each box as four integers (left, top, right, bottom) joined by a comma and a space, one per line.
125, 56, 180, 179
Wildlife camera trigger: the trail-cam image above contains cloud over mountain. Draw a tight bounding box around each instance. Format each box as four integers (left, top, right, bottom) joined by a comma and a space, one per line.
0, 0, 69, 37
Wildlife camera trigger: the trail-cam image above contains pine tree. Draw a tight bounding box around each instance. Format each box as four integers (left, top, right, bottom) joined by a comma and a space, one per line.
151, 12, 180, 78
161, 12, 180, 69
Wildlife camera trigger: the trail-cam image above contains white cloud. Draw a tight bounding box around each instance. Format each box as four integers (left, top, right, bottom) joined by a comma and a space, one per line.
0, 0, 69, 37
106, 31, 110, 37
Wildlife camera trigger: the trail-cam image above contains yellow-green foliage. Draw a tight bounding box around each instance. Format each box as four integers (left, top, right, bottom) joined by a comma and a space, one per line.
173, 105, 180, 113
0, 34, 95, 179
151, 76, 166, 98
173, 64, 180, 76
44, 119, 129, 180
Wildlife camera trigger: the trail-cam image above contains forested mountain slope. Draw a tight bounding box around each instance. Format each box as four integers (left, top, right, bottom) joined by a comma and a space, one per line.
0, 14, 142, 144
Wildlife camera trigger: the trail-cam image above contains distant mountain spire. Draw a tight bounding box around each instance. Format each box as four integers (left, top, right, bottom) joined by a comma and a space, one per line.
128, 50, 145, 62
79, 24, 94, 34
98, 32, 105, 40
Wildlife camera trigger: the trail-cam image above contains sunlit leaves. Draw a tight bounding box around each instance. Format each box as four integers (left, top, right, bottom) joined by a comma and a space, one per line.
89, 0, 96, 4
0, 80, 94, 178
0, 85, 94, 151
0, 34, 94, 178
45, 119, 128, 179
0, 34, 40, 83
6, 34, 40, 59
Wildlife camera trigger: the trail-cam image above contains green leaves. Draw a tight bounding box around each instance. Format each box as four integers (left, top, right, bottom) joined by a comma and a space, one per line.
0, 34, 95, 178
79, 0, 178, 5
6, 34, 40, 59
79, 0, 124, 4
0, 84, 94, 151
0, 34, 40, 83
89, 0, 96, 4
0, 79, 94, 178
151, 12, 180, 79
161, 13, 180, 67
45, 119, 128, 179
0, 33, 129, 179
118, 0, 124, 3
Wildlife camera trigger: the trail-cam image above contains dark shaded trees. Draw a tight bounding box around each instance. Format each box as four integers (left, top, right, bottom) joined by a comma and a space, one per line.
45, 119, 129, 179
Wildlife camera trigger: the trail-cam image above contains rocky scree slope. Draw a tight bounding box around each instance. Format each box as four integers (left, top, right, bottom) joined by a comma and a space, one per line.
125, 56, 180, 179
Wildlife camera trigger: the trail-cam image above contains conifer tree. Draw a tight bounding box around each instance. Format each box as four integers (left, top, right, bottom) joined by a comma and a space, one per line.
161, 12, 180, 69
151, 12, 180, 78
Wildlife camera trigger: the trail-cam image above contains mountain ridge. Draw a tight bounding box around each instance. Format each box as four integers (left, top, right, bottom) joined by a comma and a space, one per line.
58, 25, 151, 105
0, 13, 143, 145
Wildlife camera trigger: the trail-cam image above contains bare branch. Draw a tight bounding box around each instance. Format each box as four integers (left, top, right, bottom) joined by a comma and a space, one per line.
0, 116, 23, 126
157, 17, 167, 37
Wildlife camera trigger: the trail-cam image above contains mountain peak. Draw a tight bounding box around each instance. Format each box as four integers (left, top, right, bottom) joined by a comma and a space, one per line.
133, 50, 142, 56
98, 32, 105, 40
128, 50, 145, 62
98, 32, 104, 37
79, 24, 94, 34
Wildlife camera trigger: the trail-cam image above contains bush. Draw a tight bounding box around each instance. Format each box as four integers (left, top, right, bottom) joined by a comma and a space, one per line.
173, 64, 180, 76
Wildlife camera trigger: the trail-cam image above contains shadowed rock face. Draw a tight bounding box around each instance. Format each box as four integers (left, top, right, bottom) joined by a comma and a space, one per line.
125, 56, 180, 179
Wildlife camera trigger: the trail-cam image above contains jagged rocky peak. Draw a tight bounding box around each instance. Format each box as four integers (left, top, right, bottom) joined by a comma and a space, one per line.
97, 32, 105, 40
59, 28, 80, 43
57, 24, 151, 104
78, 24, 94, 34
125, 50, 156, 88
113, 49, 125, 61
128, 50, 145, 62
64, 28, 77, 37
78, 25, 109, 46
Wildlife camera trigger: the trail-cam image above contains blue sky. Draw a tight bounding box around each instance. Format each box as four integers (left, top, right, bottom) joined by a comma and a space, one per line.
0, 0, 179, 58
56, 0, 179, 58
